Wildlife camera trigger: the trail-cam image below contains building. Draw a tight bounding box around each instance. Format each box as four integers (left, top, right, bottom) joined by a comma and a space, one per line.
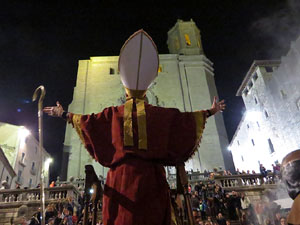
0, 147, 16, 189
230, 35, 300, 172
0, 122, 51, 188
62, 19, 234, 180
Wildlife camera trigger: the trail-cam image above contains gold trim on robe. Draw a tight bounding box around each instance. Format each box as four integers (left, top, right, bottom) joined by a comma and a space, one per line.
288, 194, 300, 224
124, 87, 147, 150
193, 111, 206, 141
71, 114, 86, 146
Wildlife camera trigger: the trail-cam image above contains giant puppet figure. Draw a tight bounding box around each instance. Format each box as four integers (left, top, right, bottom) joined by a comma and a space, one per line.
44, 30, 225, 225
281, 150, 300, 224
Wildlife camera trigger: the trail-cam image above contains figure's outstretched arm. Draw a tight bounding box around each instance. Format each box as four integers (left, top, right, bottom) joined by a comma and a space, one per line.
206, 96, 226, 117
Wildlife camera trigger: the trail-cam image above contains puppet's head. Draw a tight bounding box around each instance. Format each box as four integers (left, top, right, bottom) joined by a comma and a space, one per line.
281, 150, 300, 200
118, 29, 159, 98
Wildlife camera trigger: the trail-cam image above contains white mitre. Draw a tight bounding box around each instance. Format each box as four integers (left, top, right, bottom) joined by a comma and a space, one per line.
118, 29, 159, 150
118, 29, 159, 92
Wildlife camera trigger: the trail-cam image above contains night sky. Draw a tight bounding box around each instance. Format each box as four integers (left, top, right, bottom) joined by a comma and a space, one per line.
1, 0, 299, 180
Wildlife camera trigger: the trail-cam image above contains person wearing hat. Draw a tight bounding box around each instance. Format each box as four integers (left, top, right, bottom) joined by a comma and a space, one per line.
281, 150, 300, 225
44, 30, 225, 225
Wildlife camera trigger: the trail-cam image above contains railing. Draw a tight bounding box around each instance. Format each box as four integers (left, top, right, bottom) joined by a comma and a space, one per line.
214, 173, 278, 191
0, 185, 80, 207
167, 172, 279, 190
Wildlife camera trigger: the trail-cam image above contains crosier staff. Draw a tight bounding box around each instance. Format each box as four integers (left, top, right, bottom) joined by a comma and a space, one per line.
32, 85, 46, 225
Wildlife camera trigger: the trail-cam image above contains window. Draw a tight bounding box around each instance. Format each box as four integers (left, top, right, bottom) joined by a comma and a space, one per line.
109, 68, 115, 75
241, 156, 244, 162
237, 140, 240, 146
248, 81, 253, 89
243, 89, 248, 96
280, 90, 287, 99
264, 110, 269, 118
253, 72, 258, 81
35, 147, 38, 154
254, 97, 258, 104
17, 170, 22, 182
29, 178, 32, 188
256, 121, 260, 128
268, 138, 275, 154
251, 139, 255, 146
21, 153, 25, 163
6, 176, 9, 182
265, 66, 273, 72
247, 124, 250, 129
297, 98, 300, 110
184, 34, 191, 46
31, 162, 35, 170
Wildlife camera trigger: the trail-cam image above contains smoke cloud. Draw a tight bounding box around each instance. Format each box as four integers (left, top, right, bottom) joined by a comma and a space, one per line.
250, 0, 300, 58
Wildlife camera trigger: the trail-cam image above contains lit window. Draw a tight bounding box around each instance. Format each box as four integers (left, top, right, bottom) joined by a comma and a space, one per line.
158, 65, 163, 73
184, 34, 191, 46
268, 138, 275, 154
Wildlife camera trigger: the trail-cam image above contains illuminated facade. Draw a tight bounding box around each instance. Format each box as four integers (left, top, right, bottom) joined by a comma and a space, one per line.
62, 19, 234, 180
230, 36, 300, 171
0, 122, 50, 188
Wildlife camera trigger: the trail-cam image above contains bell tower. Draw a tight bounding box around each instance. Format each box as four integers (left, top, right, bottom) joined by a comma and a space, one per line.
167, 19, 204, 55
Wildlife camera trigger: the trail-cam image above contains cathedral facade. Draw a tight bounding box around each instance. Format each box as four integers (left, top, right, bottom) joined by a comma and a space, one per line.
61, 19, 233, 180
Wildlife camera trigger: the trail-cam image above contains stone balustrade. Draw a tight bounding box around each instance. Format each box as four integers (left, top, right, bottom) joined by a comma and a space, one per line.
167, 172, 279, 191
0, 185, 80, 206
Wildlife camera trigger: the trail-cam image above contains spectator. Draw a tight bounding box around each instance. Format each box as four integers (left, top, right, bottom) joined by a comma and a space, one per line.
240, 193, 250, 214
50, 181, 56, 187
216, 212, 226, 225
274, 212, 281, 225
280, 217, 287, 225
199, 199, 207, 220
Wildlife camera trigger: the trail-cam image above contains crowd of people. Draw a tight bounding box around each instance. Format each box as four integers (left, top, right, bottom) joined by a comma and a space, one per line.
185, 163, 287, 225
25, 197, 103, 225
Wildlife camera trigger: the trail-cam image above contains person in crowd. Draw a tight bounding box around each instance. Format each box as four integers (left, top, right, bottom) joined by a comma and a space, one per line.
50, 181, 56, 187
199, 199, 207, 221
240, 193, 250, 214
216, 212, 226, 225
274, 212, 281, 225
280, 217, 287, 225
191, 192, 200, 218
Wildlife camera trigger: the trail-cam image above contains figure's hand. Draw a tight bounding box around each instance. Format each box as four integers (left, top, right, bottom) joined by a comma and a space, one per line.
210, 96, 226, 115
43, 101, 64, 117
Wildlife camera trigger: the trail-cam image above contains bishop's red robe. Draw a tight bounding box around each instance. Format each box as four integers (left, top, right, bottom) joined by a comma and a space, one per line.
68, 102, 207, 225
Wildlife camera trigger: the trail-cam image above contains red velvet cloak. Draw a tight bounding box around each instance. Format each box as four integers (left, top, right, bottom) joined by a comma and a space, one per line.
69, 102, 206, 225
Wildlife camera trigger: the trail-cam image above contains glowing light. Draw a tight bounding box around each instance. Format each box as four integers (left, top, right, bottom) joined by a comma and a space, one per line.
89, 188, 94, 194
245, 111, 261, 122
44, 158, 53, 172
227, 146, 232, 151
18, 127, 30, 139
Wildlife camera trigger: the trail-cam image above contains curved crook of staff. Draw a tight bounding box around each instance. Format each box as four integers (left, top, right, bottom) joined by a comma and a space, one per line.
32, 85, 46, 225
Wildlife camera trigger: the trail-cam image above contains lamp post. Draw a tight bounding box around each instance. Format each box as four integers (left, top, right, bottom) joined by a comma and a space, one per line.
32, 85, 46, 225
